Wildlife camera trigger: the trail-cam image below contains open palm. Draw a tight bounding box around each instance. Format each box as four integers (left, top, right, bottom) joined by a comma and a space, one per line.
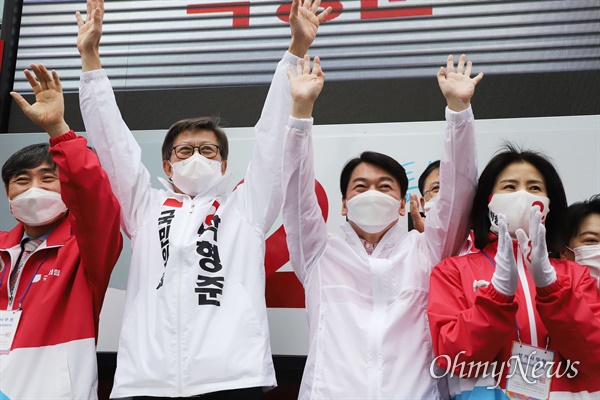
289, 0, 332, 56
76, 0, 104, 55
10, 64, 69, 137
12, 65, 63, 127
289, 55, 325, 104
437, 54, 483, 111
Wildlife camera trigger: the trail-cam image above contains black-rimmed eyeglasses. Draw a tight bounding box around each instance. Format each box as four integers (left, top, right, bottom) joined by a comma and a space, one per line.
172, 144, 220, 160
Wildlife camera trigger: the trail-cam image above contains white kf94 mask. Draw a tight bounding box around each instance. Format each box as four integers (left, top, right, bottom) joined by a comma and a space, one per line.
423, 196, 438, 215
170, 153, 222, 197
10, 187, 67, 226
346, 190, 401, 234
572, 244, 600, 278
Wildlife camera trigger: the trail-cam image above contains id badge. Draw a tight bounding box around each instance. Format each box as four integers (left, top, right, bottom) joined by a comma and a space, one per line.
0, 309, 22, 355
506, 341, 554, 400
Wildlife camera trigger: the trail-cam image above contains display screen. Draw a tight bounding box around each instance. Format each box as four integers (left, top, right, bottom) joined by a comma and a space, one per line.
13, 0, 600, 93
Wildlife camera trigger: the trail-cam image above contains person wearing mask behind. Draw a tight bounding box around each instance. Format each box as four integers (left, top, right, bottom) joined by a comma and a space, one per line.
410, 160, 475, 254
428, 145, 600, 399
408, 160, 439, 232
76, 0, 331, 398
560, 194, 600, 285
1, 65, 122, 399
282, 54, 481, 399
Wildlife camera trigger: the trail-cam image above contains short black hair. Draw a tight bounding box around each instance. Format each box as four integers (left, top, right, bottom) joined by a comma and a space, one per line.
471, 143, 568, 254
565, 194, 600, 245
2, 143, 56, 188
339, 151, 408, 198
418, 160, 441, 196
161, 116, 229, 161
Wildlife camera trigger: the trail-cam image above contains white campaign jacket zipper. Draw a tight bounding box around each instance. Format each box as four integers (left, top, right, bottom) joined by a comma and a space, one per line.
368, 258, 387, 399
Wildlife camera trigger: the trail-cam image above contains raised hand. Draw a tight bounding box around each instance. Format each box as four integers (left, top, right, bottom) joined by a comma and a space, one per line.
516, 206, 557, 288
288, 0, 332, 57
491, 213, 518, 296
287, 55, 325, 118
410, 194, 425, 233
76, 0, 104, 71
437, 54, 483, 112
10, 64, 70, 138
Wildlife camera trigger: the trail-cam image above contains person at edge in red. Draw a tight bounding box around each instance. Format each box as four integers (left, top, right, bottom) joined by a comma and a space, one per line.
0, 64, 122, 399
428, 145, 600, 399
560, 194, 600, 288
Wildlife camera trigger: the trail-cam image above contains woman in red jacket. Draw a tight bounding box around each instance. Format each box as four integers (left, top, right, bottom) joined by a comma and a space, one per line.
428, 144, 600, 400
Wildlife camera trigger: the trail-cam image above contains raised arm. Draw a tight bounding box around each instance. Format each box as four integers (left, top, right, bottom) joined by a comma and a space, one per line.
10, 64, 122, 287
422, 55, 482, 264
77, 0, 157, 237
238, 0, 331, 232
282, 55, 327, 284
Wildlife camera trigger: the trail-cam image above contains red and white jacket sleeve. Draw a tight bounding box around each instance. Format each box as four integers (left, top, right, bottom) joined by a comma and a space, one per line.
427, 258, 518, 374
49, 131, 123, 293
281, 116, 327, 285
535, 264, 600, 378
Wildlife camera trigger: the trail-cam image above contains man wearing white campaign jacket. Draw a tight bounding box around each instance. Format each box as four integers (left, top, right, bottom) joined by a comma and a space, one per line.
282, 55, 483, 399
76, 0, 331, 397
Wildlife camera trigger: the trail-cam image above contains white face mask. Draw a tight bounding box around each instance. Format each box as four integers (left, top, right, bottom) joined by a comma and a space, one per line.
423, 196, 438, 215
346, 190, 401, 234
170, 153, 222, 197
488, 190, 550, 237
9, 187, 67, 226
572, 244, 600, 278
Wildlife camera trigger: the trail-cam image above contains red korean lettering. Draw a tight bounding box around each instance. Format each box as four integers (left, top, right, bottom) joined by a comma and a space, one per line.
361, 0, 432, 20
187, 2, 251, 28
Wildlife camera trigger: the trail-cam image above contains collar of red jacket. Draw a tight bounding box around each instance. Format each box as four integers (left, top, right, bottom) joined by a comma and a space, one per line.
487, 231, 499, 244
1, 215, 71, 249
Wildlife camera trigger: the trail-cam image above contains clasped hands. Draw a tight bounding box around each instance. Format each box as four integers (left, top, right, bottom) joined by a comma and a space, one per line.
491, 207, 557, 296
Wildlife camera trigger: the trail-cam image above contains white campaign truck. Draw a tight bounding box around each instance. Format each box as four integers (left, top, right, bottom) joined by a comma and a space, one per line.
1, 115, 599, 356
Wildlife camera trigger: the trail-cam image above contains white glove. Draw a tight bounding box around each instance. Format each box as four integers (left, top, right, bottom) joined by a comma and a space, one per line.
491, 213, 518, 296
516, 206, 557, 288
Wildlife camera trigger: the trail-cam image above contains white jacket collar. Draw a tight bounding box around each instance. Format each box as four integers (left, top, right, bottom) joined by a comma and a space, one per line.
340, 221, 403, 258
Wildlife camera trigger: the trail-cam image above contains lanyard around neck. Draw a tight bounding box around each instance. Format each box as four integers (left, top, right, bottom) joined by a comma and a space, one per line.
1, 246, 50, 310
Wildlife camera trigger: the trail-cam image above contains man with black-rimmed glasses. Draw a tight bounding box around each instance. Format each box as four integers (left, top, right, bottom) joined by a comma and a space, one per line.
76, 0, 332, 397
